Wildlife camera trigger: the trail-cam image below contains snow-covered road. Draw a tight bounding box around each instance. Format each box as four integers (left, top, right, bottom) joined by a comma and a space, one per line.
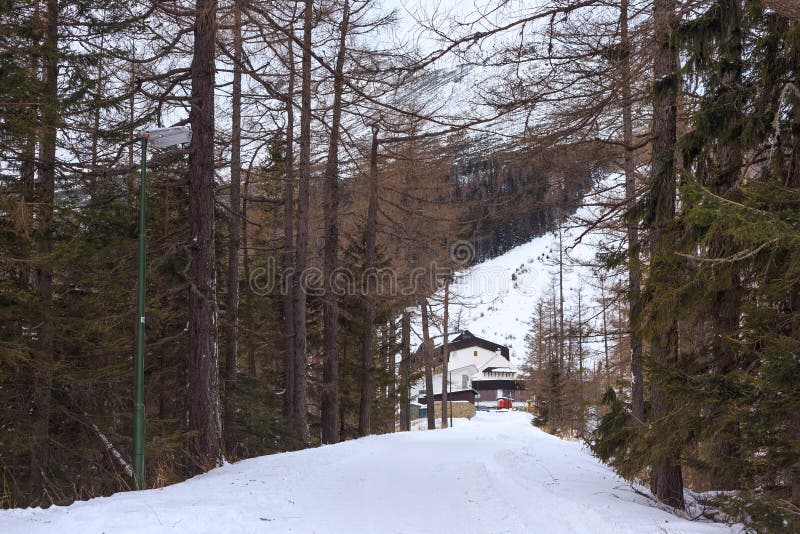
2, 412, 734, 533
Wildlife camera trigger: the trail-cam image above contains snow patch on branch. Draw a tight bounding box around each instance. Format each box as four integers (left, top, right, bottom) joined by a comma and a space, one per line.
87, 417, 134, 479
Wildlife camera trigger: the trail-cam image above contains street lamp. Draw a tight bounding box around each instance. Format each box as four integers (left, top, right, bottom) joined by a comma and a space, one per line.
133, 126, 191, 490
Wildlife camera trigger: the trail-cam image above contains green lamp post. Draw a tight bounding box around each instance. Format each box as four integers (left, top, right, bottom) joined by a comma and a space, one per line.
133, 127, 191, 490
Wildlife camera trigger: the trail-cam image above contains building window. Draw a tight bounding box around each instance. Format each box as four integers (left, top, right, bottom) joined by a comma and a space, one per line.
462, 375, 469, 389
473, 350, 478, 357
479, 389, 496, 401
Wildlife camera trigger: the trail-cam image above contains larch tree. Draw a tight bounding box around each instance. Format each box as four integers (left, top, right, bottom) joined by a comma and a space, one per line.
283, 23, 297, 421
224, 0, 244, 442
293, 0, 313, 445
321, 0, 351, 445
399, 307, 412, 430
358, 124, 380, 436
421, 298, 436, 430
439, 276, 450, 428
187, 0, 223, 470
620, 0, 644, 426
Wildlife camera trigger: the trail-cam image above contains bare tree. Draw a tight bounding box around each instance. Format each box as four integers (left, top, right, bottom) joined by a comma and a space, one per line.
440, 276, 450, 428
292, 0, 313, 444
187, 0, 223, 470
321, 0, 351, 444
224, 0, 243, 441
620, 0, 645, 426
400, 307, 411, 430
283, 26, 296, 420
386, 318, 397, 431
421, 298, 436, 430
359, 124, 380, 436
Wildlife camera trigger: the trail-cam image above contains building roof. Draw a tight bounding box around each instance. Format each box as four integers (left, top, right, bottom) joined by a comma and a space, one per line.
450, 330, 510, 360
414, 330, 510, 361
483, 366, 515, 374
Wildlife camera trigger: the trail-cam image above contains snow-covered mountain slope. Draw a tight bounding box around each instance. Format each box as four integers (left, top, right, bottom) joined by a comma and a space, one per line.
1, 412, 732, 534
421, 175, 620, 366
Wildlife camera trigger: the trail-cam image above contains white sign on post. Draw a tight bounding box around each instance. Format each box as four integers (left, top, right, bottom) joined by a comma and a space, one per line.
147, 127, 192, 149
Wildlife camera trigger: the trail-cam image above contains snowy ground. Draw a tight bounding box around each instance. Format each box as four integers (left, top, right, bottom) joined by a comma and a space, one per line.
2, 412, 734, 534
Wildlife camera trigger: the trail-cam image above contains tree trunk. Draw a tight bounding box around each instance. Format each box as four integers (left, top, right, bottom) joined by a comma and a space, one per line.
29, 0, 58, 501
440, 278, 450, 428
601, 276, 610, 382
242, 170, 256, 377
651, 447, 685, 509
577, 289, 584, 378
387, 319, 397, 432
187, 0, 223, 470
421, 299, 436, 430
127, 63, 136, 194
378, 324, 389, 432
340, 334, 348, 438
400, 308, 411, 430
536, 302, 544, 414
620, 0, 645, 427
293, 0, 313, 444
577, 288, 584, 432
708, 0, 743, 491
90, 36, 104, 178
359, 124, 379, 437
558, 226, 565, 373
282, 29, 296, 419
550, 290, 561, 426
322, 0, 350, 444
649, 0, 684, 509
224, 0, 243, 443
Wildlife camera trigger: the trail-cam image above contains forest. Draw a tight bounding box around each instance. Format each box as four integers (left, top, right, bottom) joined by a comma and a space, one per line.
1, 0, 799, 531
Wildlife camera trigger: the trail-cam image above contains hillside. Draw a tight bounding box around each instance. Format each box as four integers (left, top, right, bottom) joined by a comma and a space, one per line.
421, 174, 618, 364
0, 412, 733, 534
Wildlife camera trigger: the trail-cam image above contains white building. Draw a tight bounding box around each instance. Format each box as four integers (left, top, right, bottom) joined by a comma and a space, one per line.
412, 330, 528, 408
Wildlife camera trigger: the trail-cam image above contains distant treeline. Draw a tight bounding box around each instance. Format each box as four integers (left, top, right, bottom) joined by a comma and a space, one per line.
453, 143, 608, 261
